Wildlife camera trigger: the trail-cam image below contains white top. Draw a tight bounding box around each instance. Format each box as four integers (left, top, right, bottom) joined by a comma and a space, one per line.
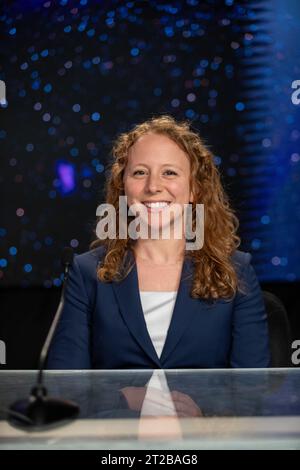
140, 369, 178, 416
139, 291, 177, 359
139, 291, 178, 417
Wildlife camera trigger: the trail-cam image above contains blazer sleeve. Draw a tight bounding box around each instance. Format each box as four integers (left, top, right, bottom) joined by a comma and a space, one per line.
230, 253, 271, 368
47, 255, 92, 369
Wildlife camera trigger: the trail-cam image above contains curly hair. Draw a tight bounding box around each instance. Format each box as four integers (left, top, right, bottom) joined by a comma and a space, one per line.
90, 115, 241, 300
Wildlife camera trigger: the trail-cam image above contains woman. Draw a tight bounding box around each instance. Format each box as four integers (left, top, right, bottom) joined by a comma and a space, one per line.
47, 115, 270, 370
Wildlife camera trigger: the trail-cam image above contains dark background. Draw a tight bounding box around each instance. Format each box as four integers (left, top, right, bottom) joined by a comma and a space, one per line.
0, 0, 299, 368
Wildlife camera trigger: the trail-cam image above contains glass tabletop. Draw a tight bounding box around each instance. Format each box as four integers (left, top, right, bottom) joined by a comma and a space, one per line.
0, 368, 299, 449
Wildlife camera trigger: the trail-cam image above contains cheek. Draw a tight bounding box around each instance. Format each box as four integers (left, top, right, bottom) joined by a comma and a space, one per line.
124, 179, 144, 197
170, 181, 190, 198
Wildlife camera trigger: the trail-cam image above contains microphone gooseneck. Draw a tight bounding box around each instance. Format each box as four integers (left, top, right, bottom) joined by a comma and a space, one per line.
37, 247, 73, 388
8, 247, 80, 430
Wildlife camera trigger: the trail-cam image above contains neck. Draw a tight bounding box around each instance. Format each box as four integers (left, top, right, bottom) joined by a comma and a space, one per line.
133, 238, 186, 265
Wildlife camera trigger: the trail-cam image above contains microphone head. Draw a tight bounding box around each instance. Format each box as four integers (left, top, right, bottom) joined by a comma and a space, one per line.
61, 247, 74, 267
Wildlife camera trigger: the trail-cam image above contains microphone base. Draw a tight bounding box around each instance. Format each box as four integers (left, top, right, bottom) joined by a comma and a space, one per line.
8, 395, 80, 430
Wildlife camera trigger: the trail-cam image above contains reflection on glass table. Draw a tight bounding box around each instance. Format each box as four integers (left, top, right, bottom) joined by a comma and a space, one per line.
0, 368, 299, 449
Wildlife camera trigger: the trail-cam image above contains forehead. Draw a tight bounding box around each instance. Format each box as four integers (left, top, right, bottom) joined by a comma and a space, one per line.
127, 132, 189, 167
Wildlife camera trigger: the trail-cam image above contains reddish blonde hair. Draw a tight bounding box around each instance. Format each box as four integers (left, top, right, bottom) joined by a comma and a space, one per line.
90, 115, 241, 299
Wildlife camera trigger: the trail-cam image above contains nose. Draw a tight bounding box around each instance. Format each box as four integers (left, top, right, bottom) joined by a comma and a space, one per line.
145, 172, 163, 194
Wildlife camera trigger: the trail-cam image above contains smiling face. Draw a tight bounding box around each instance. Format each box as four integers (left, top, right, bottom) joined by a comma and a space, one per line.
123, 132, 194, 234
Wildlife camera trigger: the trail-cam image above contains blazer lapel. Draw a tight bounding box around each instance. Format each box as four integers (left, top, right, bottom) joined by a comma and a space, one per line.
159, 257, 197, 366
112, 250, 198, 369
112, 250, 161, 367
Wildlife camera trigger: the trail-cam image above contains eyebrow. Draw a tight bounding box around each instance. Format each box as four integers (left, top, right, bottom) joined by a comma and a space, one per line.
132, 163, 183, 169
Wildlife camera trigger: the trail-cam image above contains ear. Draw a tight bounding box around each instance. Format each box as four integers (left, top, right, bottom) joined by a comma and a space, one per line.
189, 190, 194, 203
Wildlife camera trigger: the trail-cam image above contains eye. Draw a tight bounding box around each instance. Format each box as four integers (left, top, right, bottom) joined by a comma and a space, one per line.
164, 169, 177, 175
133, 170, 146, 176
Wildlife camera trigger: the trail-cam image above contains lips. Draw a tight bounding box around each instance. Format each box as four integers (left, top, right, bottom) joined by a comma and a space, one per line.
141, 201, 170, 212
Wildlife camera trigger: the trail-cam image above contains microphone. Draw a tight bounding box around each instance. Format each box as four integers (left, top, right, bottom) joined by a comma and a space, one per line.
8, 247, 80, 429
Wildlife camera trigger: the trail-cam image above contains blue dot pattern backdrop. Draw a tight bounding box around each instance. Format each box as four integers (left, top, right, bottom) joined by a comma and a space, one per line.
0, 0, 299, 286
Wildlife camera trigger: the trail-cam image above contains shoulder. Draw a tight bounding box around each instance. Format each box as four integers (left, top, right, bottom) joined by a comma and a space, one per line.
65, 246, 107, 300
230, 250, 257, 290
74, 245, 106, 265
72, 245, 106, 278
230, 250, 261, 297
230, 249, 252, 273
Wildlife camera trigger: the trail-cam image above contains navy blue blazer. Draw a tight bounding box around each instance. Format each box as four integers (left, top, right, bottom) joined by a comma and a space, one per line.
47, 247, 271, 369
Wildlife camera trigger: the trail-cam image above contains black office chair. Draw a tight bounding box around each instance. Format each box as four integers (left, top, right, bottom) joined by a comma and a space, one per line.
262, 291, 292, 367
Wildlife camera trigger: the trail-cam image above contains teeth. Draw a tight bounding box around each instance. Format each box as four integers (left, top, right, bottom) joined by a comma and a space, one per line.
144, 202, 170, 208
